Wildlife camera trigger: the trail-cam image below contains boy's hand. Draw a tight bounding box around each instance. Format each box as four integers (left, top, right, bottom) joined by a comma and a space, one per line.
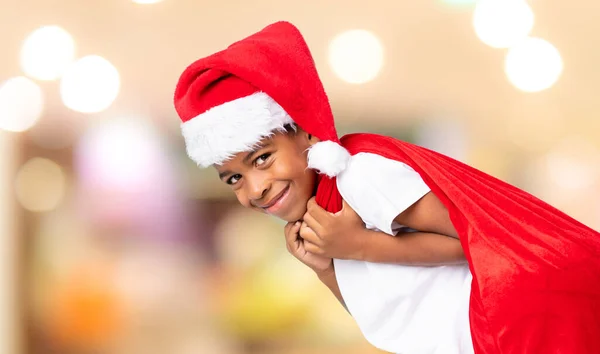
301, 197, 368, 260
284, 221, 333, 275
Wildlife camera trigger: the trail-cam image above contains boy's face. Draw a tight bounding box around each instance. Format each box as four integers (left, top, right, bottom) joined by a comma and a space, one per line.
215, 129, 318, 222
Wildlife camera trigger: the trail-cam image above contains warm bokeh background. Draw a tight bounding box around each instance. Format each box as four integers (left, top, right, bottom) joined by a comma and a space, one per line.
1, 0, 599, 353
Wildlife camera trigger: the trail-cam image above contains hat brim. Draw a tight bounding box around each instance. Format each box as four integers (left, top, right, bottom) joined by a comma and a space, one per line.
181, 92, 294, 167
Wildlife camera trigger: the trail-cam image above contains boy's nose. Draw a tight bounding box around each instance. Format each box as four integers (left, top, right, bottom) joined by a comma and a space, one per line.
247, 177, 269, 202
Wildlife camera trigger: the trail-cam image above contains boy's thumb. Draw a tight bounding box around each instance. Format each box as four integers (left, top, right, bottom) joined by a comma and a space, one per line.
334, 199, 348, 216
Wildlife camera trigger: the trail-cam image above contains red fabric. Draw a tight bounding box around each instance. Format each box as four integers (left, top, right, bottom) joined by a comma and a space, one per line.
316, 132, 600, 354
173, 22, 340, 143
174, 69, 259, 123
315, 174, 343, 214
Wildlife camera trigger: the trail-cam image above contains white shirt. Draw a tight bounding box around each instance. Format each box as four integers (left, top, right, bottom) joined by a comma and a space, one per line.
334, 152, 474, 354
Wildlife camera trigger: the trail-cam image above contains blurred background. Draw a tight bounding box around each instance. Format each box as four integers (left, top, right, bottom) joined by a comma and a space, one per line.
1, 0, 599, 353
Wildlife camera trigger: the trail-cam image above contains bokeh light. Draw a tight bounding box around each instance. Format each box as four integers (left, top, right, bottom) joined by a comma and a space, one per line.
20, 26, 75, 81
473, 0, 534, 48
60, 55, 120, 113
76, 118, 161, 190
44, 265, 124, 349
505, 37, 563, 92
15, 157, 66, 212
329, 29, 384, 84
73, 117, 188, 236
0, 76, 44, 132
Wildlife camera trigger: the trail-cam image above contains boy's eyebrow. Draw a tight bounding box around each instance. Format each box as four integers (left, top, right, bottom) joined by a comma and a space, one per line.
218, 170, 232, 180
218, 141, 274, 179
242, 141, 271, 164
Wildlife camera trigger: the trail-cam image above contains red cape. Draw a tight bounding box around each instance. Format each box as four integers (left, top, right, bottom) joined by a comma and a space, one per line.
315, 133, 600, 354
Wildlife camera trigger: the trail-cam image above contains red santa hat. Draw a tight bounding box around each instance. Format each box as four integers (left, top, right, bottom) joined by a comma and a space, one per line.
173, 21, 351, 177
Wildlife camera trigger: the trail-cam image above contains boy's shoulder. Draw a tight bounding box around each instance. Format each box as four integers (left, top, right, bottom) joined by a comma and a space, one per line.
336, 151, 430, 234
341, 152, 418, 178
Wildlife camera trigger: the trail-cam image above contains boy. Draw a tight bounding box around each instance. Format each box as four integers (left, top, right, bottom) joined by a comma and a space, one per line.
173, 22, 600, 354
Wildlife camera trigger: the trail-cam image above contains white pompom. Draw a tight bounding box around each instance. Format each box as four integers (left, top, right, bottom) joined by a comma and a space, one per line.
307, 140, 351, 177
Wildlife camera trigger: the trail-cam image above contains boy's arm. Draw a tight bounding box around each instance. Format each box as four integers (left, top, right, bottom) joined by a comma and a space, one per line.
360, 191, 464, 265
302, 197, 465, 265
394, 191, 459, 239
358, 228, 465, 265
357, 190, 466, 265
284, 222, 348, 312
315, 267, 348, 312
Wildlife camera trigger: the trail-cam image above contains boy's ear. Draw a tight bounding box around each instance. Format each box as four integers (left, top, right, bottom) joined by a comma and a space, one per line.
293, 126, 320, 146
305, 131, 321, 146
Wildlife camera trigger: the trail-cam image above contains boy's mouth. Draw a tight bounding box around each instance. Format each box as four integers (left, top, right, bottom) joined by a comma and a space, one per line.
261, 185, 291, 214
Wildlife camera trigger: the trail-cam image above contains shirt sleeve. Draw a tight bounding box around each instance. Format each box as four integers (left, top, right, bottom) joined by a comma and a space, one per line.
336, 152, 431, 235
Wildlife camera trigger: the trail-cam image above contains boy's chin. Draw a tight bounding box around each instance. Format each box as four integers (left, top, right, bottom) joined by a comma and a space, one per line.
276, 206, 308, 223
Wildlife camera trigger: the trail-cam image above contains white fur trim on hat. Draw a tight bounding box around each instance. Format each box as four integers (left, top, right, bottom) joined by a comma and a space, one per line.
307, 140, 351, 177
181, 92, 294, 167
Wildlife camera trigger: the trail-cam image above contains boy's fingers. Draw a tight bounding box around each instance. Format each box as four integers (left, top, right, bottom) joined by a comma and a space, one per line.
299, 223, 321, 245
302, 211, 322, 235
307, 197, 330, 224
285, 221, 301, 243
304, 241, 323, 255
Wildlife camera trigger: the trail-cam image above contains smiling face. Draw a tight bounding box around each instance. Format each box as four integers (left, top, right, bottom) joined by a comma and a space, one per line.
215, 127, 319, 222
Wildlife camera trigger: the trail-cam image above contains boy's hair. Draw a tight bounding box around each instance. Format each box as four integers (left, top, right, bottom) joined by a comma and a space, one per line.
283, 123, 297, 133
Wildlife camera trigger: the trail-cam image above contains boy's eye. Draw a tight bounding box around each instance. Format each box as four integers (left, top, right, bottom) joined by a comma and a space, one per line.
255, 153, 271, 166
227, 174, 242, 185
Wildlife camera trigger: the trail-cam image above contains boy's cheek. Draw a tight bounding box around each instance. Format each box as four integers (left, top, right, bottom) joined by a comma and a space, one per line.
286, 203, 309, 223
234, 193, 251, 209
234, 194, 267, 215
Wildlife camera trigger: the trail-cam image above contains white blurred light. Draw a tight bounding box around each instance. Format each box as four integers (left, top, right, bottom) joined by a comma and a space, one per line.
15, 158, 66, 212
473, 0, 534, 48
60, 55, 120, 113
329, 29, 384, 84
546, 137, 600, 191
0, 77, 44, 132
505, 37, 563, 92
132, 0, 163, 3
20, 26, 75, 81
76, 118, 161, 189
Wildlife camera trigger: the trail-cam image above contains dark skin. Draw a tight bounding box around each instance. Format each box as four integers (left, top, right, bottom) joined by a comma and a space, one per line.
215, 128, 465, 308
216, 127, 318, 223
